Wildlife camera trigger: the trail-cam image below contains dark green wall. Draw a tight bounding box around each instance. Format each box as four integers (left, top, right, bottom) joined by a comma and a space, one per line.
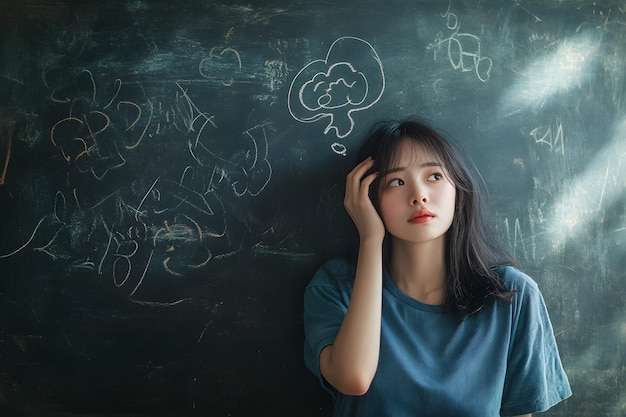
1, 1, 625, 415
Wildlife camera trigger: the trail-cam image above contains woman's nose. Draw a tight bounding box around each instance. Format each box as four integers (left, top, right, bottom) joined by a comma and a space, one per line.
411, 191, 429, 205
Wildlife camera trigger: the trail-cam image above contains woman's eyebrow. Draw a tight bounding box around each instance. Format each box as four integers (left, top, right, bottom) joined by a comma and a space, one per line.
380, 162, 442, 176
421, 162, 443, 168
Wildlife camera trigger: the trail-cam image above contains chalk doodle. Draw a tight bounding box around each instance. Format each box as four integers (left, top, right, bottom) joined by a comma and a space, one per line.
232, 125, 273, 197
529, 117, 565, 154
288, 36, 385, 155
152, 214, 214, 276
504, 217, 530, 261
428, 2, 493, 82
49, 70, 153, 180
199, 47, 243, 87
331, 142, 347, 157
2, 65, 274, 307
0, 170, 230, 306
173, 82, 273, 197
265, 59, 289, 92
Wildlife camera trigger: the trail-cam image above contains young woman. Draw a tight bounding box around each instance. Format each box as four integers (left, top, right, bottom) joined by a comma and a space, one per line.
303, 120, 571, 416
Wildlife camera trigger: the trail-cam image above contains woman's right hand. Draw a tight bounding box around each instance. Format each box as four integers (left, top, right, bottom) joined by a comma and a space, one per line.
344, 157, 385, 243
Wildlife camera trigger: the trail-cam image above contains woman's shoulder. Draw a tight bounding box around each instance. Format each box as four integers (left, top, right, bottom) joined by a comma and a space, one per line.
497, 264, 540, 294
308, 258, 356, 287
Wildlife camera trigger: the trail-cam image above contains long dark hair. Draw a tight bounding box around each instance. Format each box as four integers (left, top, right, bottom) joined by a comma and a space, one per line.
355, 119, 515, 319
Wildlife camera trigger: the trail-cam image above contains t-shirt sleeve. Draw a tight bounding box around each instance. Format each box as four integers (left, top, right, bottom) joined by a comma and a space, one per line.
303, 259, 353, 395
500, 269, 572, 416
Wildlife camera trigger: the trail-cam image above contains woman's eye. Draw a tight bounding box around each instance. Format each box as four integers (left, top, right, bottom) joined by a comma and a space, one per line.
428, 173, 443, 181
388, 178, 404, 187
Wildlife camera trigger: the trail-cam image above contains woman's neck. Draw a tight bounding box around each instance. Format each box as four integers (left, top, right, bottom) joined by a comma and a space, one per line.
388, 236, 447, 305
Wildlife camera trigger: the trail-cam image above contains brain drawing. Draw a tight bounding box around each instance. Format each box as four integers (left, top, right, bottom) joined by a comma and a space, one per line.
288, 37, 385, 139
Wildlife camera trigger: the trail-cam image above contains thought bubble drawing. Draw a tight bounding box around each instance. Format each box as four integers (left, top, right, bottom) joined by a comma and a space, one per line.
288, 37, 385, 144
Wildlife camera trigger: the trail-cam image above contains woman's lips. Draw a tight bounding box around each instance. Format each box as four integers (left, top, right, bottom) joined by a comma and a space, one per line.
408, 209, 435, 224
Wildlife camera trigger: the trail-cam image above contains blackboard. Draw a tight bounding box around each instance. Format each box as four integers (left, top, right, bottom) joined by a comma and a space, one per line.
1, 1, 625, 416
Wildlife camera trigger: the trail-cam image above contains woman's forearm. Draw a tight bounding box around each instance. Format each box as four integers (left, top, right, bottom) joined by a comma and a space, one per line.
319, 238, 383, 396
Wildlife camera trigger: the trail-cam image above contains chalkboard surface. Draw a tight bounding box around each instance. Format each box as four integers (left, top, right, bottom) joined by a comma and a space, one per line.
1, 1, 625, 416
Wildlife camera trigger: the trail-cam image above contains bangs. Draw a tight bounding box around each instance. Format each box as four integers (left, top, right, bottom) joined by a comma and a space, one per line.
370, 137, 457, 210
357, 120, 470, 202
379, 137, 453, 181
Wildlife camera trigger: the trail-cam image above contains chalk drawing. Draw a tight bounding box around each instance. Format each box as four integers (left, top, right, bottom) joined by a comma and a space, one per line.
231, 125, 273, 197
265, 59, 288, 92
152, 214, 213, 276
504, 217, 529, 261
288, 36, 385, 155
529, 117, 565, 154
331, 142, 347, 157
428, 2, 493, 82
173, 82, 273, 197
49, 70, 153, 180
0, 165, 230, 307
5, 63, 278, 307
199, 47, 243, 86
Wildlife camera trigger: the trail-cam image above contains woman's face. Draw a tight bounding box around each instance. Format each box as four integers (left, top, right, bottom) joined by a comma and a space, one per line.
377, 140, 457, 246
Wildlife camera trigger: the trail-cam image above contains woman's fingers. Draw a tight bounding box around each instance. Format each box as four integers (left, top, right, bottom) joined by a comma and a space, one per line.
344, 158, 385, 241
346, 158, 374, 192
345, 158, 374, 204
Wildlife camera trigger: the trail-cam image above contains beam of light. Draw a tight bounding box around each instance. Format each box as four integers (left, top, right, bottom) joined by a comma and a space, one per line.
500, 34, 599, 113
544, 116, 626, 250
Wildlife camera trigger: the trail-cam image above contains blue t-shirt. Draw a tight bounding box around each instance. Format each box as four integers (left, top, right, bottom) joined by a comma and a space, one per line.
303, 258, 572, 417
